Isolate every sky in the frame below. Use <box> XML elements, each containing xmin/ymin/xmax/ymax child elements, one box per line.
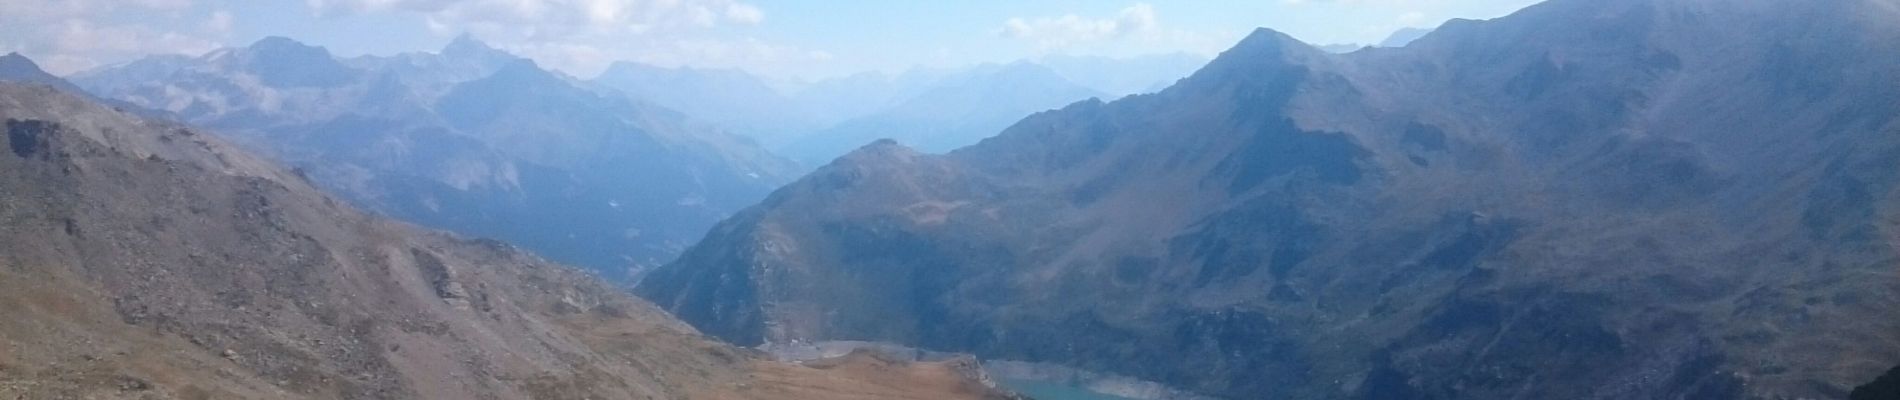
<box><xmin>0</xmin><ymin>0</ymin><xmax>1543</xmax><ymax>80</ymax></box>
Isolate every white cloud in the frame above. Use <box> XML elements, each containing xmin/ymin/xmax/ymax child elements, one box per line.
<box><xmin>131</xmin><ymin>0</ymin><xmax>195</xmax><ymax>10</ymax></box>
<box><xmin>1001</xmin><ymin>3</ymin><xmax>1160</xmax><ymax>50</ymax></box>
<box><xmin>307</xmin><ymin>0</ymin><xmax>764</xmax><ymax>35</ymax></box>
<box><xmin>0</xmin><ymin>0</ymin><xmax>99</xmax><ymax>19</ymax></box>
<box><xmin>207</xmin><ymin>10</ymin><xmax>235</xmax><ymax>34</ymax></box>
<box><xmin>0</xmin><ymin>0</ymin><xmax>226</xmax><ymax>74</ymax></box>
<box><xmin>1397</xmin><ymin>11</ymin><xmax>1427</xmax><ymax>25</ymax></box>
<box><xmin>725</xmin><ymin>3</ymin><xmax>763</xmax><ymax>25</ymax></box>
<box><xmin>302</xmin><ymin>0</ymin><xmax>785</xmax><ymax>76</ymax></box>
<box><xmin>1282</xmin><ymin>0</ymin><xmax>1436</xmax><ymax>5</ymax></box>
<box><xmin>39</xmin><ymin>19</ymin><xmax>220</xmax><ymax>73</ymax></box>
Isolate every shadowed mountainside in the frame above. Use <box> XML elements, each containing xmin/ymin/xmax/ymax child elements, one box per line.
<box><xmin>640</xmin><ymin>0</ymin><xmax>1900</xmax><ymax>398</ymax></box>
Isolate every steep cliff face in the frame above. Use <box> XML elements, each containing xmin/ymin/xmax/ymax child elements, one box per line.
<box><xmin>640</xmin><ymin>0</ymin><xmax>1900</xmax><ymax>398</ymax></box>
<box><xmin>0</xmin><ymin>81</ymin><xmax>1014</xmax><ymax>400</ymax></box>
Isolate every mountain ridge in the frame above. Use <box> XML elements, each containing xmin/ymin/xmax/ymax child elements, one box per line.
<box><xmin>73</xmin><ymin>36</ymin><xmax>799</xmax><ymax>283</ymax></box>
<box><xmin>641</xmin><ymin>0</ymin><xmax>1900</xmax><ymax>398</ymax></box>
<box><xmin>780</xmin><ymin>61</ymin><xmax>1108</xmax><ymax>165</ymax></box>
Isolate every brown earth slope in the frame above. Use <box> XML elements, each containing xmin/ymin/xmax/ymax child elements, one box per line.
<box><xmin>0</xmin><ymin>81</ymin><xmax>1013</xmax><ymax>400</ymax></box>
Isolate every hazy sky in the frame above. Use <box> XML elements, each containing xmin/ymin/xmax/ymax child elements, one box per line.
<box><xmin>0</xmin><ymin>0</ymin><xmax>1541</xmax><ymax>80</ymax></box>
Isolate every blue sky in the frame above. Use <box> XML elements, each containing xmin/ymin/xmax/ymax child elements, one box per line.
<box><xmin>0</xmin><ymin>0</ymin><xmax>1541</xmax><ymax>79</ymax></box>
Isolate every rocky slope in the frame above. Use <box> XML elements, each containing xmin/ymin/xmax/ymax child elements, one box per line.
<box><xmin>0</xmin><ymin>80</ymin><xmax>1014</xmax><ymax>400</ymax></box>
<box><xmin>639</xmin><ymin>0</ymin><xmax>1900</xmax><ymax>398</ymax></box>
<box><xmin>70</xmin><ymin>37</ymin><xmax>796</xmax><ymax>282</ymax></box>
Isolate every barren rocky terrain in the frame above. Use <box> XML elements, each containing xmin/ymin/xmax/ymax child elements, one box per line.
<box><xmin>0</xmin><ymin>80</ymin><xmax>1015</xmax><ymax>399</ymax></box>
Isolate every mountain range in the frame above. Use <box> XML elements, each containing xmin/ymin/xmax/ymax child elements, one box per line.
<box><xmin>1038</xmin><ymin>53</ymin><xmax>1210</xmax><ymax>98</ymax></box>
<box><xmin>1378</xmin><ymin>27</ymin><xmax>1434</xmax><ymax>48</ymax></box>
<box><xmin>71</xmin><ymin>36</ymin><xmax>798</xmax><ymax>283</ymax></box>
<box><xmin>778</xmin><ymin>62</ymin><xmax>1110</xmax><ymax>165</ymax></box>
<box><xmin>593</xmin><ymin>56</ymin><xmax>1206</xmax><ymax>165</ymax></box>
<box><xmin>0</xmin><ymin>72</ymin><xmax>1016</xmax><ymax>399</ymax></box>
<box><xmin>64</xmin><ymin>35</ymin><xmax>1211</xmax><ymax>283</ymax></box>
<box><xmin>638</xmin><ymin>0</ymin><xmax>1900</xmax><ymax>398</ymax></box>
<box><xmin>592</xmin><ymin>61</ymin><xmax>826</xmax><ymax>148</ymax></box>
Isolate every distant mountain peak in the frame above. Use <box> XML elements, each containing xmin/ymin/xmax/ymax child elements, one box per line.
<box><xmin>0</xmin><ymin>52</ymin><xmax>88</xmax><ymax>95</ymax></box>
<box><xmin>1232</xmin><ymin>28</ymin><xmax>1315</xmax><ymax>57</ymax></box>
<box><xmin>442</xmin><ymin>33</ymin><xmax>510</xmax><ymax>60</ymax></box>
<box><xmin>241</xmin><ymin>35</ymin><xmax>339</xmax><ymax>65</ymax></box>
<box><xmin>445</xmin><ymin>33</ymin><xmax>485</xmax><ymax>50</ymax></box>
<box><xmin>984</xmin><ymin>61</ymin><xmax>1072</xmax><ymax>85</ymax></box>
<box><xmin>1181</xmin><ymin>27</ymin><xmax>1324</xmax><ymax>90</ymax></box>
<box><xmin>247</xmin><ymin>36</ymin><xmax>326</xmax><ymax>55</ymax></box>
<box><xmin>1378</xmin><ymin>27</ymin><xmax>1434</xmax><ymax>48</ymax></box>
<box><xmin>238</xmin><ymin>36</ymin><xmax>358</xmax><ymax>88</ymax></box>
<box><xmin>0</xmin><ymin>52</ymin><xmax>44</xmax><ymax>73</ymax></box>
<box><xmin>1195</xmin><ymin>27</ymin><xmax>1322</xmax><ymax>73</ymax></box>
